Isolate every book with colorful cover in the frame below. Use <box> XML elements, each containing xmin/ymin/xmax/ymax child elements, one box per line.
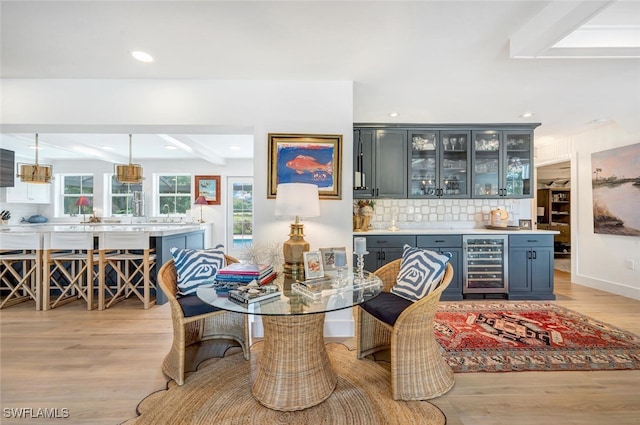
<box><xmin>217</xmin><ymin>263</ymin><xmax>273</xmax><ymax>276</ymax></box>
<box><xmin>217</xmin><ymin>264</ymin><xmax>274</xmax><ymax>282</ymax></box>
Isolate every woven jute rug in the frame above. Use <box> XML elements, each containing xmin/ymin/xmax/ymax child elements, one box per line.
<box><xmin>123</xmin><ymin>343</ymin><xmax>445</xmax><ymax>425</ymax></box>
<box><xmin>435</xmin><ymin>302</ymin><xmax>640</xmax><ymax>373</ymax></box>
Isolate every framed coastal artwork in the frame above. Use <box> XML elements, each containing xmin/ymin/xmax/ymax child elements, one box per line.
<box><xmin>194</xmin><ymin>175</ymin><xmax>221</xmax><ymax>205</ymax></box>
<box><xmin>591</xmin><ymin>143</ymin><xmax>640</xmax><ymax>237</ymax></box>
<box><xmin>267</xmin><ymin>133</ymin><xmax>342</xmax><ymax>199</ymax></box>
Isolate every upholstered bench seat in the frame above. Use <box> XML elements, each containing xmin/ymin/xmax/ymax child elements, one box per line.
<box><xmin>360</xmin><ymin>292</ymin><xmax>413</xmax><ymax>326</ymax></box>
<box><xmin>177</xmin><ymin>294</ymin><xmax>223</xmax><ymax>317</ymax></box>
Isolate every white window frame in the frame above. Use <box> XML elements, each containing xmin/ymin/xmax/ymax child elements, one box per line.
<box><xmin>105</xmin><ymin>173</ymin><xmax>144</xmax><ymax>217</ymax></box>
<box><xmin>55</xmin><ymin>173</ymin><xmax>95</xmax><ymax>218</ymax></box>
<box><xmin>154</xmin><ymin>173</ymin><xmax>192</xmax><ymax>217</ymax></box>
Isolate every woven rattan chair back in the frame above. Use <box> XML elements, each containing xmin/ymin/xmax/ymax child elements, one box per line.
<box><xmin>158</xmin><ymin>255</ymin><xmax>250</xmax><ymax>386</ymax></box>
<box><xmin>357</xmin><ymin>258</ymin><xmax>454</xmax><ymax>400</ymax></box>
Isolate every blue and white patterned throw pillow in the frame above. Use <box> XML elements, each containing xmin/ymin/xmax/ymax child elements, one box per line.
<box><xmin>390</xmin><ymin>244</ymin><xmax>451</xmax><ymax>302</ymax></box>
<box><xmin>170</xmin><ymin>245</ymin><xmax>227</xmax><ymax>296</ymax></box>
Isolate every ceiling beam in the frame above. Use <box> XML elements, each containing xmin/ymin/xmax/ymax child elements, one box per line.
<box><xmin>510</xmin><ymin>0</ymin><xmax>615</xmax><ymax>59</ymax></box>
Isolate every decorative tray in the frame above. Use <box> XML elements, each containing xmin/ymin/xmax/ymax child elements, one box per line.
<box><xmin>292</xmin><ymin>275</ymin><xmax>381</xmax><ymax>300</ymax></box>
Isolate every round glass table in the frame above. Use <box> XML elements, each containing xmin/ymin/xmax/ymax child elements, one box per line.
<box><xmin>197</xmin><ymin>270</ymin><xmax>382</xmax><ymax>411</ymax></box>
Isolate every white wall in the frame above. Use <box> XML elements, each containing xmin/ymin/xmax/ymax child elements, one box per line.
<box><xmin>2</xmin><ymin>78</ymin><xmax>356</xmax><ymax>335</ymax></box>
<box><xmin>536</xmin><ymin>122</ymin><xmax>640</xmax><ymax>300</ymax></box>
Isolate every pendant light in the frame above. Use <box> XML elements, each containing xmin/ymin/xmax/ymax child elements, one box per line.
<box><xmin>115</xmin><ymin>134</ymin><xmax>143</xmax><ymax>184</ymax></box>
<box><xmin>17</xmin><ymin>133</ymin><xmax>53</xmax><ymax>184</ymax></box>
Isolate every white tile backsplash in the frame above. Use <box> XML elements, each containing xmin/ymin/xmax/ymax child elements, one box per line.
<box><xmin>363</xmin><ymin>198</ymin><xmax>532</xmax><ymax>229</ymax></box>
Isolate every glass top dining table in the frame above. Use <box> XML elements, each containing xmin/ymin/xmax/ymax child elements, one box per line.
<box><xmin>196</xmin><ymin>269</ymin><xmax>383</xmax><ymax>316</ymax></box>
<box><xmin>196</xmin><ymin>268</ymin><xmax>382</xmax><ymax>411</ymax></box>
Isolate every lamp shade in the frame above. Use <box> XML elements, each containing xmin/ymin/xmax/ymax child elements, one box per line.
<box><xmin>75</xmin><ymin>196</ymin><xmax>91</xmax><ymax>207</ymax></box>
<box><xmin>274</xmin><ymin>183</ymin><xmax>320</xmax><ymax>218</ymax></box>
<box><xmin>194</xmin><ymin>195</ymin><xmax>208</xmax><ymax>205</ymax></box>
<box><xmin>17</xmin><ymin>134</ymin><xmax>53</xmax><ymax>184</ymax></box>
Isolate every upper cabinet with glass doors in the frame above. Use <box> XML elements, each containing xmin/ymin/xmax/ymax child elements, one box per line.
<box><xmin>409</xmin><ymin>129</ymin><xmax>470</xmax><ymax>198</ymax></box>
<box><xmin>471</xmin><ymin>129</ymin><xmax>534</xmax><ymax>198</ymax></box>
<box><xmin>354</xmin><ymin>124</ymin><xmax>538</xmax><ymax>200</ymax></box>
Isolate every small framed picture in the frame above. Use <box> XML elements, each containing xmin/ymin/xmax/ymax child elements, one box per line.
<box><xmin>519</xmin><ymin>219</ymin><xmax>532</xmax><ymax>230</ymax></box>
<box><xmin>319</xmin><ymin>247</ymin><xmax>347</xmax><ymax>271</ymax></box>
<box><xmin>303</xmin><ymin>251</ymin><xmax>324</xmax><ymax>280</ymax></box>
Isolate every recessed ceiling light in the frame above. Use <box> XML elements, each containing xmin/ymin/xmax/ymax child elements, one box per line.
<box><xmin>389</xmin><ymin>112</ymin><xmax>399</xmax><ymax>117</ymax></box>
<box><xmin>131</xmin><ymin>51</ymin><xmax>154</xmax><ymax>63</ymax></box>
<box><xmin>520</xmin><ymin>112</ymin><xmax>534</xmax><ymax>118</ymax></box>
<box><xmin>229</xmin><ymin>146</ymin><xmax>241</xmax><ymax>150</ymax></box>
<box><xmin>164</xmin><ymin>145</ymin><xmax>177</xmax><ymax>150</ymax></box>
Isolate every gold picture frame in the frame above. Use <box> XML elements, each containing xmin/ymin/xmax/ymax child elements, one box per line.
<box><xmin>267</xmin><ymin>133</ymin><xmax>342</xmax><ymax>200</ymax></box>
<box><xmin>194</xmin><ymin>175</ymin><xmax>221</xmax><ymax>205</ymax></box>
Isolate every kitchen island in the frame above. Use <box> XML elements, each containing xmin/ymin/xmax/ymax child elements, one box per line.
<box><xmin>1</xmin><ymin>223</ymin><xmax>210</xmax><ymax>305</ymax></box>
<box><xmin>354</xmin><ymin>227</ymin><xmax>558</xmax><ymax>300</ymax></box>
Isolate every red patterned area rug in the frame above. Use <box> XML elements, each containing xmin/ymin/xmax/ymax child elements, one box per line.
<box><xmin>434</xmin><ymin>302</ymin><xmax>640</xmax><ymax>373</ymax></box>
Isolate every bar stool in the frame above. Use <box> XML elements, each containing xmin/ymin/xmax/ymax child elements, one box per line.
<box><xmin>0</xmin><ymin>232</ymin><xmax>42</xmax><ymax>310</ymax></box>
<box><xmin>98</xmin><ymin>231</ymin><xmax>156</xmax><ymax>310</ymax></box>
<box><xmin>42</xmin><ymin>232</ymin><xmax>98</xmax><ymax>310</ymax></box>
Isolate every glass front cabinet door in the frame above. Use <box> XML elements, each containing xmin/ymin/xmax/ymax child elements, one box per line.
<box><xmin>471</xmin><ymin>129</ymin><xmax>533</xmax><ymax>198</ymax></box>
<box><xmin>409</xmin><ymin>130</ymin><xmax>470</xmax><ymax>198</ymax></box>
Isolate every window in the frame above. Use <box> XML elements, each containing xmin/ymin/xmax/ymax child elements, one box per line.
<box><xmin>60</xmin><ymin>174</ymin><xmax>94</xmax><ymax>216</ymax></box>
<box><xmin>157</xmin><ymin>174</ymin><xmax>191</xmax><ymax>215</ymax></box>
<box><xmin>109</xmin><ymin>175</ymin><xmax>143</xmax><ymax>216</ymax></box>
<box><xmin>226</xmin><ymin>177</ymin><xmax>253</xmax><ymax>256</ymax></box>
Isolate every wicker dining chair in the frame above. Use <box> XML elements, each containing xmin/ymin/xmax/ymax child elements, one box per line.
<box><xmin>158</xmin><ymin>255</ymin><xmax>250</xmax><ymax>386</ymax></box>
<box><xmin>356</xmin><ymin>259</ymin><xmax>454</xmax><ymax>400</ymax></box>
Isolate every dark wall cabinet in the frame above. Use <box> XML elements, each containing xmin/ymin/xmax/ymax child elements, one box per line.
<box><xmin>508</xmin><ymin>234</ymin><xmax>555</xmax><ymax>300</ymax></box>
<box><xmin>354</xmin><ymin>124</ymin><xmax>538</xmax><ymax>200</ymax></box>
<box><xmin>353</xmin><ymin>129</ymin><xmax>407</xmax><ymax>199</ymax></box>
<box><xmin>416</xmin><ymin>235</ymin><xmax>463</xmax><ymax>300</ymax></box>
<box><xmin>471</xmin><ymin>129</ymin><xmax>534</xmax><ymax>198</ymax></box>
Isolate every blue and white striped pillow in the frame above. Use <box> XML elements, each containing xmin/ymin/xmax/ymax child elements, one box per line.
<box><xmin>170</xmin><ymin>245</ymin><xmax>227</xmax><ymax>296</ymax></box>
<box><xmin>390</xmin><ymin>244</ymin><xmax>451</xmax><ymax>302</ymax></box>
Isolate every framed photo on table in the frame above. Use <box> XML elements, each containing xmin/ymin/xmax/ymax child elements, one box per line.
<box><xmin>195</xmin><ymin>175</ymin><xmax>221</xmax><ymax>205</ymax></box>
<box><xmin>267</xmin><ymin>133</ymin><xmax>342</xmax><ymax>200</ymax></box>
<box><xmin>319</xmin><ymin>247</ymin><xmax>347</xmax><ymax>271</ymax></box>
<box><xmin>303</xmin><ymin>251</ymin><xmax>324</xmax><ymax>280</ymax></box>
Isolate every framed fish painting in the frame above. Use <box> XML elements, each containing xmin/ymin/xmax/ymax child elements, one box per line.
<box><xmin>267</xmin><ymin>133</ymin><xmax>342</xmax><ymax>199</ymax></box>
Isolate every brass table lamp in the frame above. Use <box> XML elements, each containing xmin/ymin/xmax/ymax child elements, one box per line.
<box><xmin>274</xmin><ymin>183</ymin><xmax>320</xmax><ymax>280</ymax></box>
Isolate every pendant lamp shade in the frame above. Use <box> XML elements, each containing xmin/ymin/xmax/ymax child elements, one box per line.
<box><xmin>115</xmin><ymin>134</ymin><xmax>143</xmax><ymax>184</ymax></box>
<box><xmin>17</xmin><ymin>133</ymin><xmax>53</xmax><ymax>184</ymax></box>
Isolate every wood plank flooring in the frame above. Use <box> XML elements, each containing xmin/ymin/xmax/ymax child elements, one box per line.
<box><xmin>1</xmin><ymin>270</ymin><xmax>639</xmax><ymax>425</ymax></box>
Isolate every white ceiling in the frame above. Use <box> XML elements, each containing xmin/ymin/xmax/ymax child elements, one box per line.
<box><xmin>1</xmin><ymin>0</ymin><xmax>639</xmax><ymax>163</ymax></box>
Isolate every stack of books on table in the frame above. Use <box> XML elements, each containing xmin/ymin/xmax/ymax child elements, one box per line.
<box><xmin>215</xmin><ymin>263</ymin><xmax>277</xmax><ymax>286</ymax></box>
<box><xmin>228</xmin><ymin>284</ymin><xmax>281</xmax><ymax>306</ymax></box>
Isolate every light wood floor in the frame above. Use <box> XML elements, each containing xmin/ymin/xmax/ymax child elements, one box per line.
<box><xmin>1</xmin><ymin>270</ymin><xmax>639</xmax><ymax>425</ymax></box>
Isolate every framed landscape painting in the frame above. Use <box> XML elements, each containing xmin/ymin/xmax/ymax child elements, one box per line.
<box><xmin>195</xmin><ymin>175</ymin><xmax>221</xmax><ymax>205</ymax></box>
<box><xmin>591</xmin><ymin>143</ymin><xmax>640</xmax><ymax>237</ymax></box>
<box><xmin>267</xmin><ymin>133</ymin><xmax>342</xmax><ymax>199</ymax></box>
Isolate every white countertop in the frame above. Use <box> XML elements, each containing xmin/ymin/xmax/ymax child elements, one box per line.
<box><xmin>0</xmin><ymin>223</ymin><xmax>207</xmax><ymax>237</ymax></box>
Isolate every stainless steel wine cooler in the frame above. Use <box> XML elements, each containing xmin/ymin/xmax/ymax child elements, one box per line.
<box><xmin>463</xmin><ymin>235</ymin><xmax>508</xmax><ymax>294</ymax></box>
